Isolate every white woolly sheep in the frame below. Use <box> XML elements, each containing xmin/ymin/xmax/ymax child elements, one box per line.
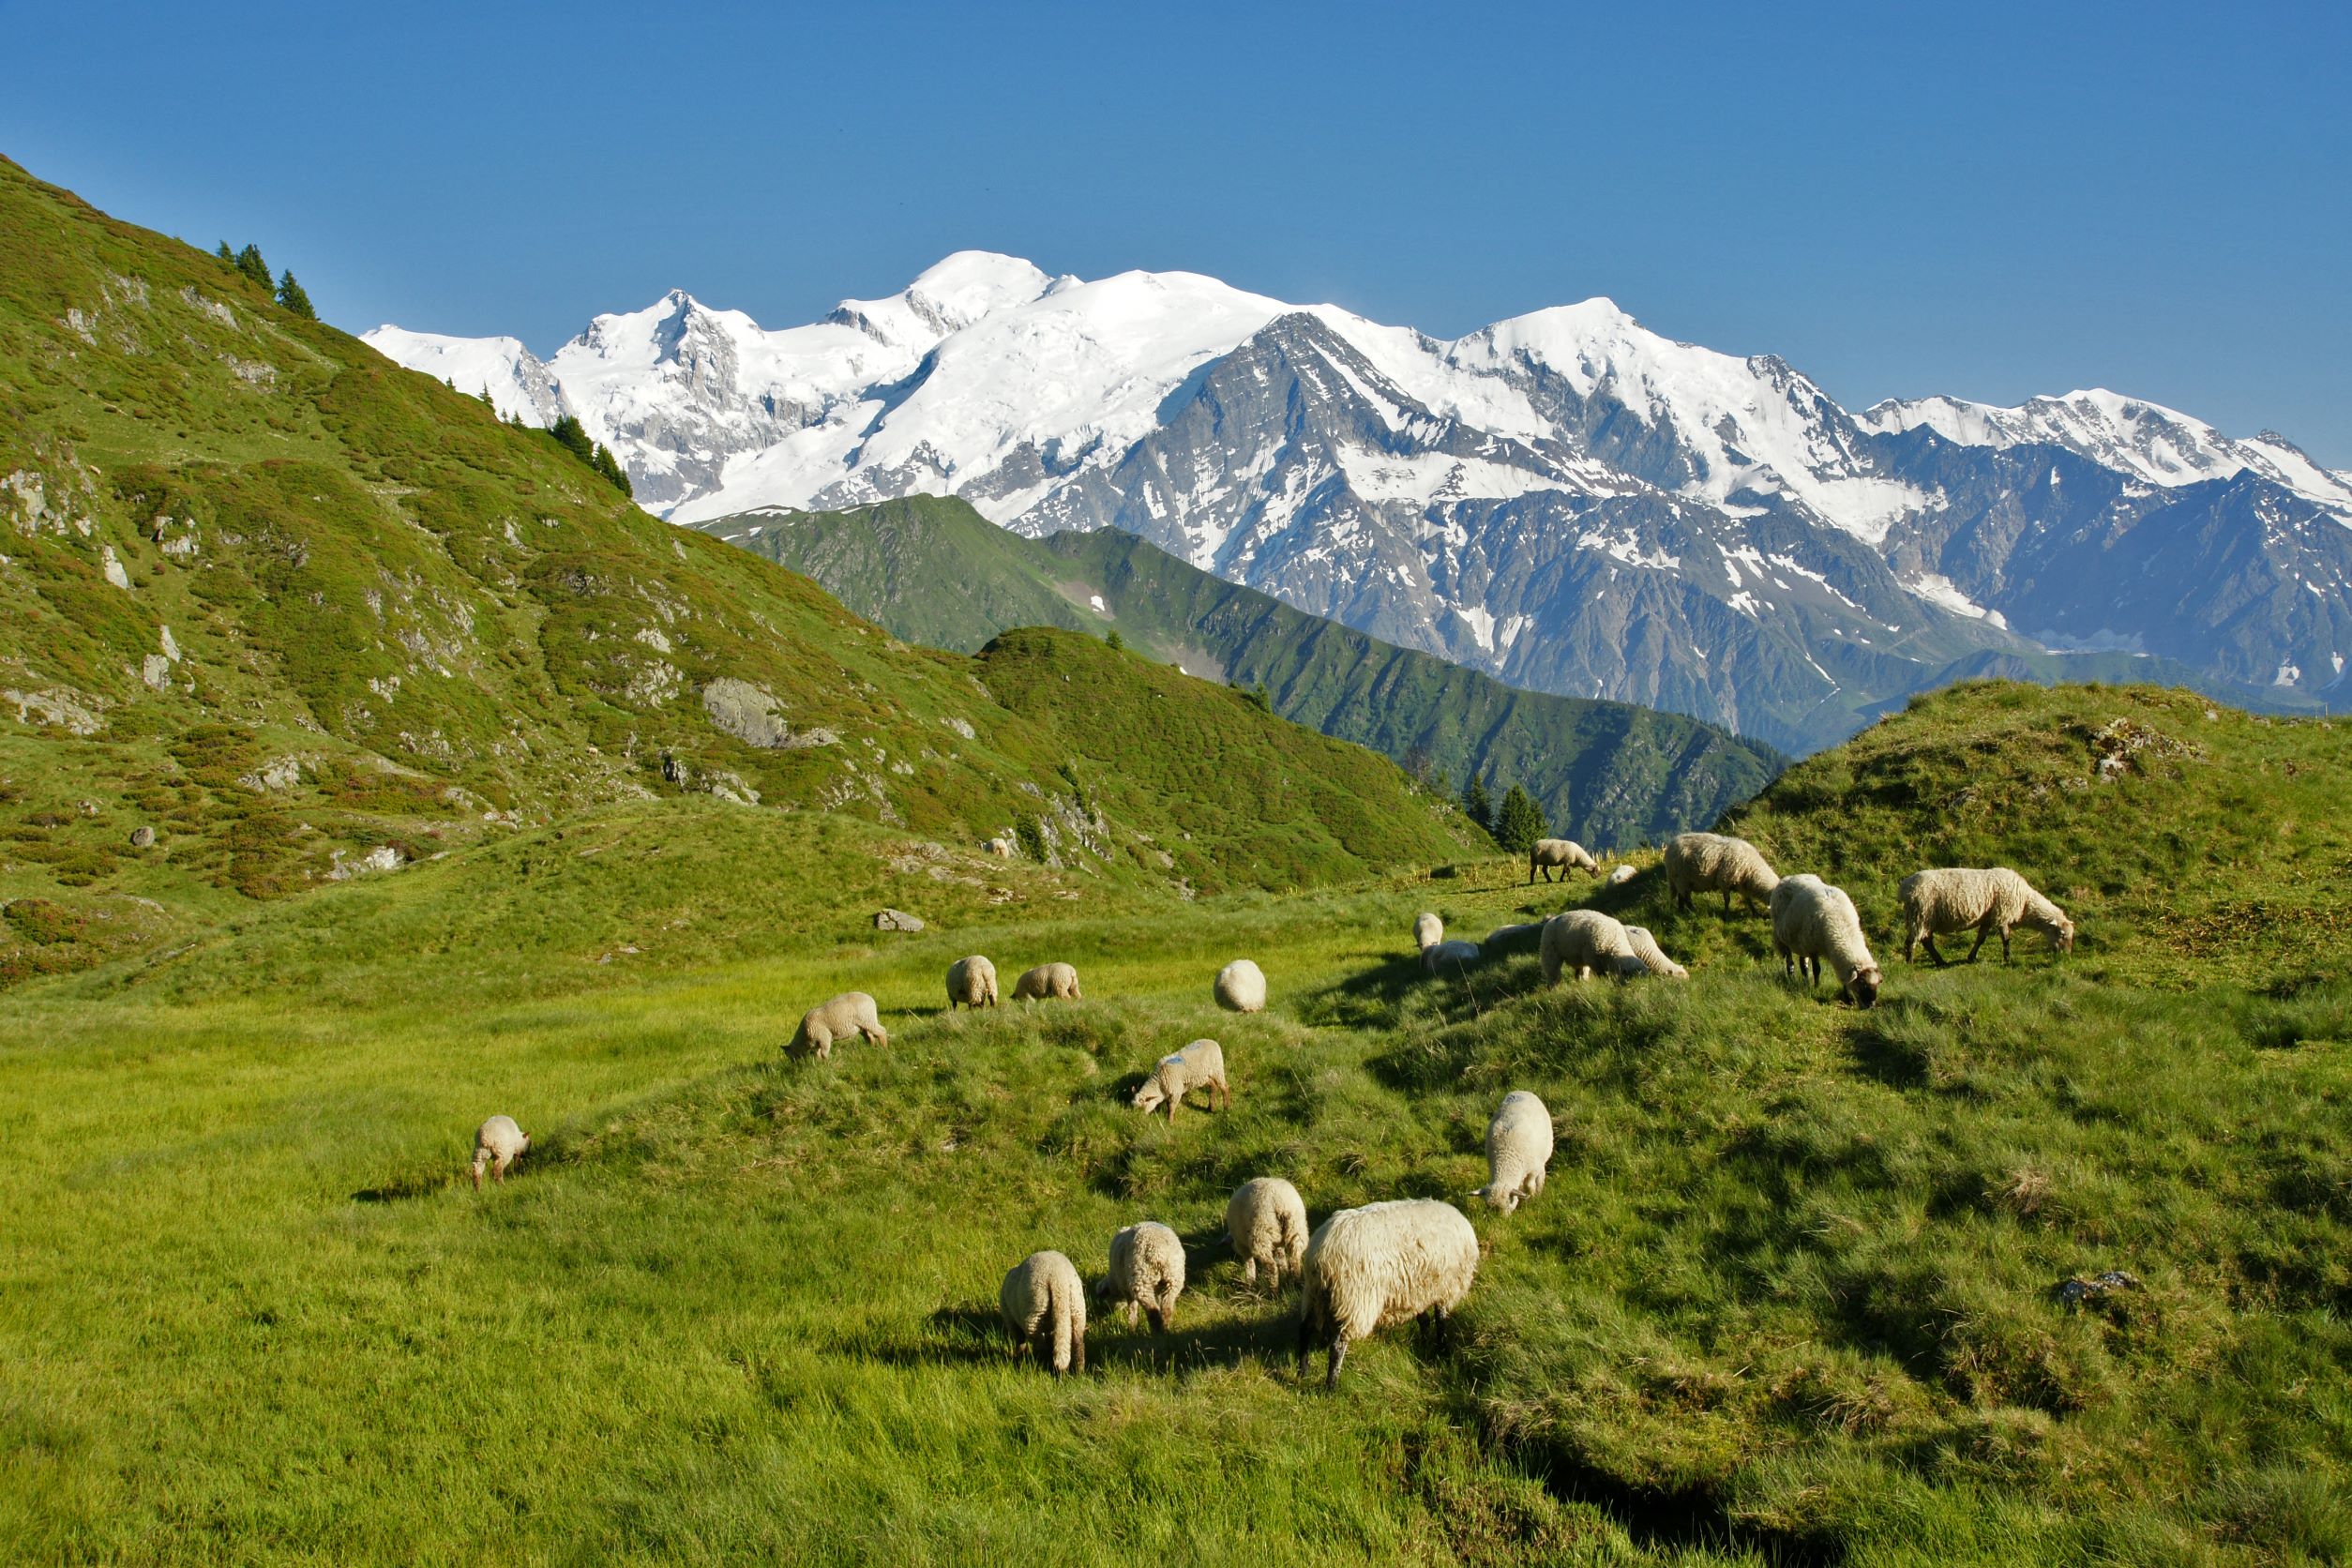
<box><xmin>1296</xmin><ymin>1199</ymin><xmax>1479</xmax><ymax>1389</ymax></box>
<box><xmin>1000</xmin><ymin>1250</ymin><xmax>1087</xmax><ymax>1376</ymax></box>
<box><xmin>471</xmin><ymin>1114</ymin><xmax>529</xmax><ymax>1191</ymax></box>
<box><xmin>1013</xmin><ymin>961</ymin><xmax>1082</xmax><ymax>1002</ymax></box>
<box><xmin>1412</xmin><ymin>912</ymin><xmax>1443</xmax><ymax>951</ymax></box>
<box><xmin>1478</xmin><ymin>1092</ymin><xmax>1554</xmax><ymax>1214</ymax></box>
<box><xmin>1664</xmin><ymin>832</ymin><xmax>1781</xmax><ymax>914</ymax></box>
<box><xmin>1420</xmin><ymin>939</ymin><xmax>1482</xmax><ymax>976</ymax></box>
<box><xmin>1771</xmin><ymin>873</ymin><xmax>1882</xmax><ymax>1008</ymax></box>
<box><xmin>1227</xmin><ymin>1176</ymin><xmax>1309</xmax><ymax>1290</ymax></box>
<box><xmin>1529</xmin><ymin>837</ymin><xmax>1600</xmax><ymax>884</ymax></box>
<box><xmin>1540</xmin><ymin>910</ymin><xmax>1651</xmax><ymax>984</ymax></box>
<box><xmin>1131</xmin><ymin>1038</ymin><xmax>1229</xmax><ymax>1121</ymax></box>
<box><xmin>945</xmin><ymin>955</ymin><xmax>999</xmax><ymax>1009</ymax></box>
<box><xmin>1899</xmin><ymin>867</ymin><xmax>2075</xmax><ymax>966</ymax></box>
<box><xmin>791</xmin><ymin>991</ymin><xmax>888</xmax><ymax>1059</ymax></box>
<box><xmin>1621</xmin><ymin>924</ymin><xmax>1689</xmax><ymax>979</ymax></box>
<box><xmin>1607</xmin><ymin>864</ymin><xmax>1638</xmax><ymax>886</ymax></box>
<box><xmin>1214</xmin><ymin>958</ymin><xmax>1266</xmax><ymax>1013</ymax></box>
<box><xmin>1099</xmin><ymin>1221</ymin><xmax>1186</xmax><ymax>1334</ymax></box>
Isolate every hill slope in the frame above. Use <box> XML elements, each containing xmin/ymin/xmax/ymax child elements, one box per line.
<box><xmin>0</xmin><ymin>155</ymin><xmax>1479</xmax><ymax>986</ymax></box>
<box><xmin>704</xmin><ymin>495</ymin><xmax>1782</xmax><ymax>849</ymax></box>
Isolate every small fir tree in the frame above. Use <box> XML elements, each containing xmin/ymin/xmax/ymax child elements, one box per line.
<box><xmin>1104</xmin><ymin>628</ymin><xmax>1125</xmax><ymax>652</ymax></box>
<box><xmin>275</xmin><ymin>270</ymin><xmax>316</xmax><ymax>319</ymax></box>
<box><xmin>1462</xmin><ymin>774</ymin><xmax>1494</xmax><ymax>836</ymax></box>
<box><xmin>1494</xmin><ymin>784</ymin><xmax>1547</xmax><ymax>854</ymax></box>
<box><xmin>590</xmin><ymin>443</ymin><xmax>633</xmax><ymax>497</ymax></box>
<box><xmin>234</xmin><ymin>244</ymin><xmax>272</xmax><ymax>292</ymax></box>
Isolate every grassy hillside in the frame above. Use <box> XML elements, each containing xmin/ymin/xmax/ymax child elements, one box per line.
<box><xmin>0</xmin><ymin>154</ymin><xmax>1479</xmax><ymax>991</ymax></box>
<box><xmin>705</xmin><ymin>496</ymin><xmax>1783</xmax><ymax>849</ymax></box>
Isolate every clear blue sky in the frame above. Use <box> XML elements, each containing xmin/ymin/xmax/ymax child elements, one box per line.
<box><xmin>8</xmin><ymin>0</ymin><xmax>2348</xmax><ymax>462</ymax></box>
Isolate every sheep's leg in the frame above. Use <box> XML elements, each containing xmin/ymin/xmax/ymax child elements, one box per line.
<box><xmin>1072</xmin><ymin>1330</ymin><xmax>1085</xmax><ymax>1374</ymax></box>
<box><xmin>471</xmin><ymin>1166</ymin><xmax>483</xmax><ymax>1192</ymax></box>
<box><xmin>1433</xmin><ymin>1305</ymin><xmax>1452</xmax><ymax>1356</ymax></box>
<box><xmin>1722</xmin><ymin>889</ymin><xmax>1733</xmax><ymax>913</ymax></box>
<box><xmin>1147</xmin><ymin>1304</ymin><xmax>1168</xmax><ymax>1335</ymax></box>
<box><xmin>1325</xmin><ymin>1334</ymin><xmax>1349</xmax><ymax>1391</ymax></box>
<box><xmin>1922</xmin><ymin>934</ymin><xmax>1949</xmax><ymax>967</ymax></box>
<box><xmin>1295</xmin><ymin>1311</ymin><xmax>1315</xmax><ymax>1377</ymax></box>
<box><xmin>1243</xmin><ymin>1256</ymin><xmax>1258</xmax><ymax>1284</ymax></box>
<box><xmin>1999</xmin><ymin>926</ymin><xmax>2013</xmax><ymax>965</ymax></box>
<box><xmin>1964</xmin><ymin>925</ymin><xmax>1990</xmax><ymax>963</ymax></box>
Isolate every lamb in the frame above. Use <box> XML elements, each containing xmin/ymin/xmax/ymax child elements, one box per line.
<box><xmin>1539</xmin><ymin>910</ymin><xmax>1651</xmax><ymax>984</ymax></box>
<box><xmin>1226</xmin><ymin>1177</ymin><xmax>1310</xmax><ymax>1290</ymax></box>
<box><xmin>1000</xmin><ymin>1250</ymin><xmax>1087</xmax><ymax>1376</ymax></box>
<box><xmin>791</xmin><ymin>991</ymin><xmax>888</xmax><ymax>1058</ymax></box>
<box><xmin>1099</xmin><ymin>1221</ymin><xmax>1186</xmax><ymax>1333</ymax></box>
<box><xmin>1130</xmin><ymin>1038</ymin><xmax>1229</xmax><ymax>1121</ymax></box>
<box><xmin>1214</xmin><ymin>958</ymin><xmax>1266</xmax><ymax>1014</ymax></box>
<box><xmin>1899</xmin><ymin>867</ymin><xmax>2076</xmax><ymax>966</ymax></box>
<box><xmin>1013</xmin><ymin>961</ymin><xmax>1083</xmax><ymax>1002</ymax></box>
<box><xmin>1420</xmin><ymin>939</ymin><xmax>1482</xmax><ymax>975</ymax></box>
<box><xmin>945</xmin><ymin>955</ymin><xmax>999</xmax><ymax>1009</ymax></box>
<box><xmin>470</xmin><ymin>1114</ymin><xmax>529</xmax><ymax>1190</ymax></box>
<box><xmin>1771</xmin><ymin>873</ymin><xmax>1883</xmax><ymax>1007</ymax></box>
<box><xmin>1664</xmin><ymin>832</ymin><xmax>1782</xmax><ymax>914</ymax></box>
<box><xmin>1621</xmin><ymin>924</ymin><xmax>1689</xmax><ymax>979</ymax></box>
<box><xmin>1477</xmin><ymin>1092</ymin><xmax>1554</xmax><ymax>1214</ymax></box>
<box><xmin>1296</xmin><ymin>1199</ymin><xmax>1479</xmax><ymax>1389</ymax></box>
<box><xmin>1412</xmin><ymin>912</ymin><xmax>1443</xmax><ymax>950</ymax></box>
<box><xmin>1529</xmin><ymin>837</ymin><xmax>1600</xmax><ymax>884</ymax></box>
<box><xmin>1607</xmin><ymin>864</ymin><xmax>1638</xmax><ymax>886</ymax></box>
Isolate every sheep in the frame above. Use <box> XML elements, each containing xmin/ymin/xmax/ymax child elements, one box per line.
<box><xmin>1214</xmin><ymin>958</ymin><xmax>1266</xmax><ymax>1014</ymax></box>
<box><xmin>1227</xmin><ymin>1177</ymin><xmax>1310</xmax><ymax>1291</ymax></box>
<box><xmin>1296</xmin><ymin>1199</ymin><xmax>1479</xmax><ymax>1389</ymax></box>
<box><xmin>1771</xmin><ymin>873</ymin><xmax>1882</xmax><ymax>1008</ymax></box>
<box><xmin>945</xmin><ymin>955</ymin><xmax>999</xmax><ymax>1010</ymax></box>
<box><xmin>1412</xmin><ymin>912</ymin><xmax>1443</xmax><ymax>950</ymax></box>
<box><xmin>1098</xmin><ymin>1222</ymin><xmax>1186</xmax><ymax>1333</ymax></box>
<box><xmin>1481</xmin><ymin>922</ymin><xmax>1543</xmax><ymax>953</ymax></box>
<box><xmin>1000</xmin><ymin>1250</ymin><xmax>1087</xmax><ymax>1376</ymax></box>
<box><xmin>1529</xmin><ymin>837</ymin><xmax>1600</xmax><ymax>884</ymax></box>
<box><xmin>1607</xmin><ymin>864</ymin><xmax>1638</xmax><ymax>886</ymax></box>
<box><xmin>470</xmin><ymin>1114</ymin><xmax>529</xmax><ymax>1191</ymax></box>
<box><xmin>1477</xmin><ymin>1092</ymin><xmax>1554</xmax><ymax>1214</ymax></box>
<box><xmin>1664</xmin><ymin>832</ymin><xmax>1782</xmax><ymax>914</ymax></box>
<box><xmin>1621</xmin><ymin>924</ymin><xmax>1689</xmax><ymax>979</ymax></box>
<box><xmin>791</xmin><ymin>991</ymin><xmax>888</xmax><ymax>1059</ymax></box>
<box><xmin>1540</xmin><ymin>910</ymin><xmax>1651</xmax><ymax>984</ymax></box>
<box><xmin>1131</xmin><ymin>1038</ymin><xmax>1229</xmax><ymax>1121</ymax></box>
<box><xmin>1899</xmin><ymin>867</ymin><xmax>2076</xmax><ymax>966</ymax></box>
<box><xmin>1013</xmin><ymin>961</ymin><xmax>1082</xmax><ymax>1002</ymax></box>
<box><xmin>1420</xmin><ymin>938</ymin><xmax>1482</xmax><ymax>975</ymax></box>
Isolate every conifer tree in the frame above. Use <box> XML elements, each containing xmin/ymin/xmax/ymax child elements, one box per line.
<box><xmin>215</xmin><ymin>241</ymin><xmax>236</xmax><ymax>266</ymax></box>
<box><xmin>590</xmin><ymin>443</ymin><xmax>634</xmax><ymax>498</ymax></box>
<box><xmin>275</xmin><ymin>270</ymin><xmax>316</xmax><ymax>319</ymax></box>
<box><xmin>234</xmin><ymin>244</ymin><xmax>272</xmax><ymax>292</ymax></box>
<box><xmin>1494</xmin><ymin>784</ymin><xmax>1547</xmax><ymax>854</ymax></box>
<box><xmin>1462</xmin><ymin>774</ymin><xmax>1494</xmax><ymax>836</ymax></box>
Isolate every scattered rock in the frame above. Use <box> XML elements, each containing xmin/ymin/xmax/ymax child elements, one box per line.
<box><xmin>701</xmin><ymin>677</ymin><xmax>837</xmax><ymax>748</ymax></box>
<box><xmin>238</xmin><ymin>755</ymin><xmax>303</xmax><ymax>792</ymax></box>
<box><xmin>2054</xmin><ymin>1270</ymin><xmax>2140</xmax><ymax>1309</ymax></box>
<box><xmin>159</xmin><ymin>626</ymin><xmax>180</xmax><ymax>663</ymax></box>
<box><xmin>874</xmin><ymin>909</ymin><xmax>926</xmax><ymax>933</ymax></box>
<box><xmin>327</xmin><ymin>845</ymin><xmax>406</xmax><ymax>881</ymax></box>
<box><xmin>942</xmin><ymin>716</ymin><xmax>976</xmax><ymax>740</ymax></box>
<box><xmin>100</xmin><ymin>544</ymin><xmax>131</xmax><ymax>590</ymax></box>
<box><xmin>3</xmin><ymin>686</ymin><xmax>105</xmax><ymax>737</ymax></box>
<box><xmin>142</xmin><ymin>654</ymin><xmax>173</xmax><ymax>690</ymax></box>
<box><xmin>129</xmin><ymin>826</ymin><xmax>155</xmax><ymax>848</ymax></box>
<box><xmin>984</xmin><ymin>837</ymin><xmax>1016</xmax><ymax>858</ymax></box>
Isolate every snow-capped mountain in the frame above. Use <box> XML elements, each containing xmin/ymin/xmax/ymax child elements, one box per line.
<box><xmin>364</xmin><ymin>257</ymin><xmax>2352</xmax><ymax>752</ymax></box>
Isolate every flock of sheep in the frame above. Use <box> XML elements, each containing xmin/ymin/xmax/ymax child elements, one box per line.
<box><xmin>463</xmin><ymin>830</ymin><xmax>2076</xmax><ymax>1389</ymax></box>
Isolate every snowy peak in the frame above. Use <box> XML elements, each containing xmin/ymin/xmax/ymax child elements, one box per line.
<box><xmin>357</xmin><ymin>324</ymin><xmax>565</xmax><ymax>427</ymax></box>
<box><xmin>824</xmin><ymin>249</ymin><xmax>1055</xmax><ymax>351</ymax></box>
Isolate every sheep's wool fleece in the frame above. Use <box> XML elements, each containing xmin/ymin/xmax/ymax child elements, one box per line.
<box><xmin>1304</xmin><ymin>1199</ymin><xmax>1479</xmax><ymax>1337</ymax></box>
<box><xmin>1214</xmin><ymin>959</ymin><xmax>1266</xmax><ymax>1013</ymax></box>
<box><xmin>1227</xmin><ymin>1177</ymin><xmax>1309</xmax><ymax>1280</ymax></box>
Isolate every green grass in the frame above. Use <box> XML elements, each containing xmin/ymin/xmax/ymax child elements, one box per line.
<box><xmin>705</xmin><ymin>495</ymin><xmax>1784</xmax><ymax>850</ymax></box>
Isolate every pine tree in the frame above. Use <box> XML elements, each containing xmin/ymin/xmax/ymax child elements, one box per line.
<box><xmin>590</xmin><ymin>443</ymin><xmax>634</xmax><ymax>498</ymax></box>
<box><xmin>1494</xmin><ymin>784</ymin><xmax>1547</xmax><ymax>854</ymax></box>
<box><xmin>1462</xmin><ymin>774</ymin><xmax>1494</xmax><ymax>836</ymax></box>
<box><xmin>275</xmin><ymin>270</ymin><xmax>316</xmax><ymax>320</ymax></box>
<box><xmin>1104</xmin><ymin>628</ymin><xmax>1125</xmax><ymax>652</ymax></box>
<box><xmin>234</xmin><ymin>244</ymin><xmax>272</xmax><ymax>292</ymax></box>
<box><xmin>215</xmin><ymin>241</ymin><xmax>236</xmax><ymax>266</ymax></box>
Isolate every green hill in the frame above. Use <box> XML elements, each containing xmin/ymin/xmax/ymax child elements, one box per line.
<box><xmin>0</xmin><ymin>154</ymin><xmax>1481</xmax><ymax>988</ymax></box>
<box><xmin>703</xmin><ymin>495</ymin><xmax>1783</xmax><ymax>850</ymax></box>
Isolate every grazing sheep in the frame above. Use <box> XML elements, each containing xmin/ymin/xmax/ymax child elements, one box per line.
<box><xmin>470</xmin><ymin>1114</ymin><xmax>529</xmax><ymax>1191</ymax></box>
<box><xmin>1014</xmin><ymin>961</ymin><xmax>1083</xmax><ymax>1002</ymax></box>
<box><xmin>1899</xmin><ymin>867</ymin><xmax>2076</xmax><ymax>965</ymax></box>
<box><xmin>1000</xmin><ymin>1250</ymin><xmax>1087</xmax><ymax>1376</ymax></box>
<box><xmin>1478</xmin><ymin>1092</ymin><xmax>1554</xmax><ymax>1214</ymax></box>
<box><xmin>1296</xmin><ymin>1199</ymin><xmax>1479</xmax><ymax>1390</ymax></box>
<box><xmin>1481</xmin><ymin>922</ymin><xmax>1543</xmax><ymax>953</ymax></box>
<box><xmin>1771</xmin><ymin>874</ymin><xmax>1883</xmax><ymax>1007</ymax></box>
<box><xmin>1420</xmin><ymin>938</ymin><xmax>1482</xmax><ymax>976</ymax></box>
<box><xmin>1100</xmin><ymin>1222</ymin><xmax>1186</xmax><ymax>1333</ymax></box>
<box><xmin>1540</xmin><ymin>910</ymin><xmax>1651</xmax><ymax>984</ymax></box>
<box><xmin>1664</xmin><ymin>832</ymin><xmax>1782</xmax><ymax>914</ymax></box>
<box><xmin>1621</xmin><ymin>925</ymin><xmax>1689</xmax><ymax>979</ymax></box>
<box><xmin>1227</xmin><ymin>1177</ymin><xmax>1310</xmax><ymax>1290</ymax></box>
<box><xmin>1607</xmin><ymin>864</ymin><xmax>1638</xmax><ymax>887</ymax></box>
<box><xmin>1214</xmin><ymin>958</ymin><xmax>1267</xmax><ymax>1014</ymax></box>
<box><xmin>945</xmin><ymin>955</ymin><xmax>999</xmax><ymax>1010</ymax></box>
<box><xmin>1412</xmin><ymin>912</ymin><xmax>1443</xmax><ymax>951</ymax></box>
<box><xmin>791</xmin><ymin>991</ymin><xmax>888</xmax><ymax>1059</ymax></box>
<box><xmin>1131</xmin><ymin>1038</ymin><xmax>1229</xmax><ymax>1121</ymax></box>
<box><xmin>1529</xmin><ymin>837</ymin><xmax>1600</xmax><ymax>884</ymax></box>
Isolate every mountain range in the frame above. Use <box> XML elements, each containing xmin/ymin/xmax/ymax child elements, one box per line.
<box><xmin>367</xmin><ymin>254</ymin><xmax>2352</xmax><ymax>753</ymax></box>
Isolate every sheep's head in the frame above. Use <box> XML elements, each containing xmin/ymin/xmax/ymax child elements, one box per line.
<box><xmin>1130</xmin><ymin>1075</ymin><xmax>1168</xmax><ymax>1114</ymax></box>
<box><xmin>2052</xmin><ymin>915</ymin><xmax>2077</xmax><ymax>953</ymax></box>
<box><xmin>1847</xmin><ymin>967</ymin><xmax>1883</xmax><ymax>1009</ymax></box>
<box><xmin>1478</xmin><ymin>1183</ymin><xmax>1520</xmax><ymax>1214</ymax></box>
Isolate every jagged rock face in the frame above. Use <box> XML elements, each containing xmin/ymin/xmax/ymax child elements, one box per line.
<box><xmin>366</xmin><ymin>255</ymin><xmax>2352</xmax><ymax>750</ymax></box>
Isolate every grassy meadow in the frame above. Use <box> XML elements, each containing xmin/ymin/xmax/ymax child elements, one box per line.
<box><xmin>7</xmin><ymin>683</ymin><xmax>2352</xmax><ymax>1565</ymax></box>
